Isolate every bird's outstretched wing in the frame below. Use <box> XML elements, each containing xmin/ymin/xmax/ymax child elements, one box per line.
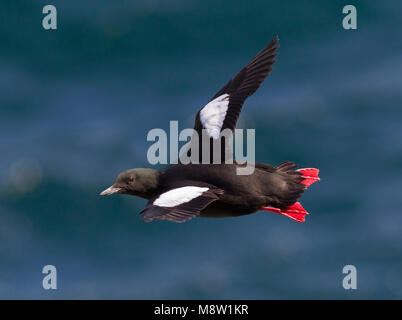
<box><xmin>190</xmin><ymin>37</ymin><xmax>279</xmax><ymax>163</ymax></box>
<box><xmin>141</xmin><ymin>185</ymin><xmax>223</xmax><ymax>223</ymax></box>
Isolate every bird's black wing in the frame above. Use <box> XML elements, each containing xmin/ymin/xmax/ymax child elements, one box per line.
<box><xmin>189</xmin><ymin>37</ymin><xmax>279</xmax><ymax>163</ymax></box>
<box><xmin>140</xmin><ymin>184</ymin><xmax>223</xmax><ymax>223</ymax></box>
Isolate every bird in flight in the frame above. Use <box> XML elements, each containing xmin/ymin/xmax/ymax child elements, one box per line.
<box><xmin>100</xmin><ymin>37</ymin><xmax>320</xmax><ymax>223</ymax></box>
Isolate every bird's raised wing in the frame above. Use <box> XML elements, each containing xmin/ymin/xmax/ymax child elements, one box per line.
<box><xmin>194</xmin><ymin>37</ymin><xmax>279</xmax><ymax>137</ymax></box>
<box><xmin>141</xmin><ymin>185</ymin><xmax>223</xmax><ymax>223</ymax></box>
<box><xmin>190</xmin><ymin>37</ymin><xmax>279</xmax><ymax>163</ymax></box>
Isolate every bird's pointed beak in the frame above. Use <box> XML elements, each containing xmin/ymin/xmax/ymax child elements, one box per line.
<box><xmin>100</xmin><ymin>186</ymin><xmax>122</xmax><ymax>196</ymax></box>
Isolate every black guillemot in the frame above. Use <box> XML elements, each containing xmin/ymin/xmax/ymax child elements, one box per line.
<box><xmin>100</xmin><ymin>37</ymin><xmax>320</xmax><ymax>223</ymax></box>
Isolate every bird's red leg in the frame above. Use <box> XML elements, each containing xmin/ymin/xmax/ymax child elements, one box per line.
<box><xmin>262</xmin><ymin>202</ymin><xmax>309</xmax><ymax>223</ymax></box>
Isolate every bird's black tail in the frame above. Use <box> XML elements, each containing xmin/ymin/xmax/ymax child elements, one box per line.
<box><xmin>274</xmin><ymin>161</ymin><xmax>305</xmax><ymax>209</ymax></box>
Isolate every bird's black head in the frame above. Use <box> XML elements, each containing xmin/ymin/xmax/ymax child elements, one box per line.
<box><xmin>100</xmin><ymin>168</ymin><xmax>159</xmax><ymax>198</ymax></box>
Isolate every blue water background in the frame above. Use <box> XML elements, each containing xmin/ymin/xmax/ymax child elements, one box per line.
<box><xmin>0</xmin><ymin>0</ymin><xmax>402</xmax><ymax>298</ymax></box>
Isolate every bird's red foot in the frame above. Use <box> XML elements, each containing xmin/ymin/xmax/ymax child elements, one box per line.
<box><xmin>262</xmin><ymin>202</ymin><xmax>309</xmax><ymax>223</ymax></box>
<box><xmin>297</xmin><ymin>168</ymin><xmax>320</xmax><ymax>188</ymax></box>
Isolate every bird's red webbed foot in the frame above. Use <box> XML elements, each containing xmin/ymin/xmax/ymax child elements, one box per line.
<box><xmin>262</xmin><ymin>202</ymin><xmax>309</xmax><ymax>223</ymax></box>
<box><xmin>297</xmin><ymin>168</ymin><xmax>320</xmax><ymax>188</ymax></box>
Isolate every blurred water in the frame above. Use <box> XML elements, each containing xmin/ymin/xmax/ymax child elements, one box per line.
<box><xmin>0</xmin><ymin>0</ymin><xmax>402</xmax><ymax>299</ymax></box>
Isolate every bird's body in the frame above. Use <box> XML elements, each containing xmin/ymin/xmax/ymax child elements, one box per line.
<box><xmin>157</xmin><ymin>162</ymin><xmax>305</xmax><ymax>218</ymax></box>
<box><xmin>100</xmin><ymin>37</ymin><xmax>320</xmax><ymax>223</ymax></box>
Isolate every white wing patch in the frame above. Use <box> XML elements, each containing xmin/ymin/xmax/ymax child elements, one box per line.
<box><xmin>200</xmin><ymin>94</ymin><xmax>229</xmax><ymax>139</ymax></box>
<box><xmin>153</xmin><ymin>186</ymin><xmax>209</xmax><ymax>207</ymax></box>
